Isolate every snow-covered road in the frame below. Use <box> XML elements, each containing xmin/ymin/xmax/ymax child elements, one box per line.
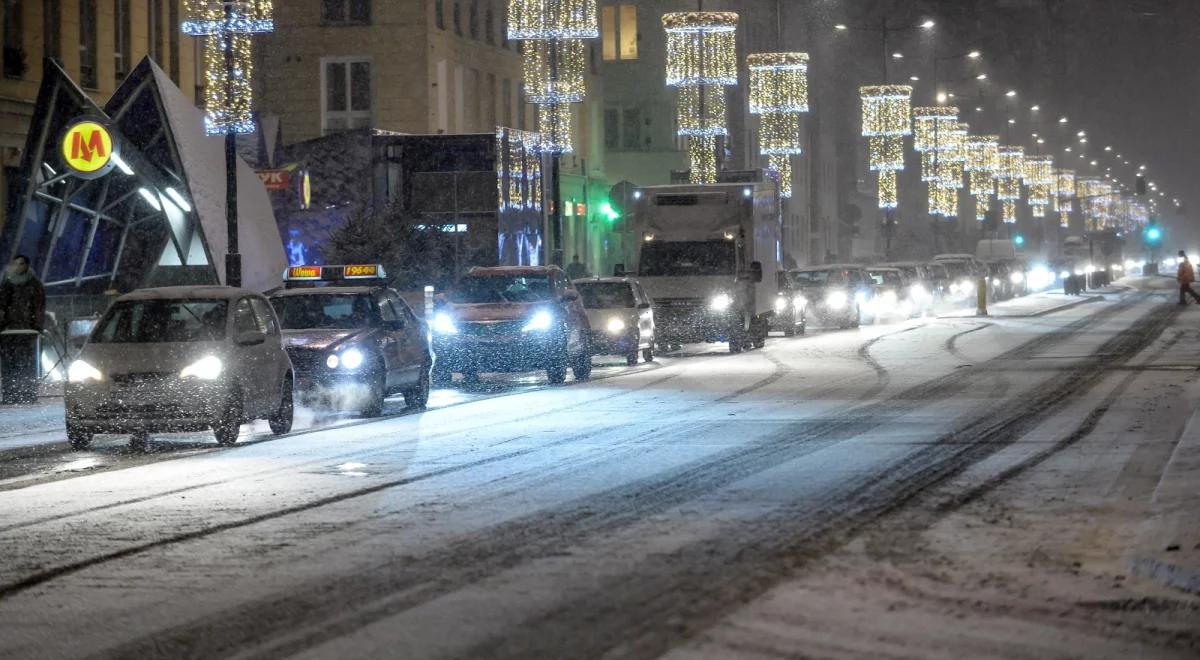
<box><xmin>1</xmin><ymin>283</ymin><xmax>1197</xmax><ymax>659</ymax></box>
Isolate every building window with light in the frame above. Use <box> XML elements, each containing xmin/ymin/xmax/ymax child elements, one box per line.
<box><xmin>79</xmin><ymin>0</ymin><xmax>97</xmax><ymax>88</ymax></box>
<box><xmin>322</xmin><ymin>0</ymin><xmax>370</xmax><ymax>26</ymax></box>
<box><xmin>3</xmin><ymin>0</ymin><xmax>23</xmax><ymax>78</ymax></box>
<box><xmin>113</xmin><ymin>0</ymin><xmax>130</xmax><ymax>81</ymax></box>
<box><xmin>42</xmin><ymin>0</ymin><xmax>60</xmax><ymax>64</ymax></box>
<box><xmin>601</xmin><ymin>4</ymin><xmax>637</xmax><ymax>61</ymax></box>
<box><xmin>322</xmin><ymin>58</ymin><xmax>372</xmax><ymax>134</ymax></box>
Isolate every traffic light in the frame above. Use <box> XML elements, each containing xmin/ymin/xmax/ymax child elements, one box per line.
<box><xmin>599</xmin><ymin>201</ymin><xmax>620</xmax><ymax>222</ymax></box>
<box><xmin>1144</xmin><ymin>224</ymin><xmax>1163</xmax><ymax>244</ymax></box>
<box><xmin>1013</xmin><ymin>233</ymin><xmax>1026</xmax><ymax>246</ymax></box>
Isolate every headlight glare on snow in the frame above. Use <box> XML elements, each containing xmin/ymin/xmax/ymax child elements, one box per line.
<box><xmin>68</xmin><ymin>359</ymin><xmax>103</xmax><ymax>384</ymax></box>
<box><xmin>774</xmin><ymin>296</ymin><xmax>788</xmax><ymax>313</ymax></box>
<box><xmin>606</xmin><ymin>318</ymin><xmax>626</xmax><ymax>334</ymax></box>
<box><xmin>1010</xmin><ymin>271</ymin><xmax>1025</xmax><ymax>284</ymax></box>
<box><xmin>180</xmin><ymin>355</ymin><xmax>223</xmax><ymax>380</ymax></box>
<box><xmin>522</xmin><ymin>311</ymin><xmax>554</xmax><ymax>332</ymax></box>
<box><xmin>825</xmin><ymin>290</ymin><xmax>848</xmax><ymax>310</ymax></box>
<box><xmin>431</xmin><ymin>312</ymin><xmax>458</xmax><ymax>334</ymax></box>
<box><xmin>340</xmin><ymin>348</ymin><xmax>365</xmax><ymax>370</ymax></box>
<box><xmin>709</xmin><ymin>293</ymin><xmax>733</xmax><ymax>312</ymax></box>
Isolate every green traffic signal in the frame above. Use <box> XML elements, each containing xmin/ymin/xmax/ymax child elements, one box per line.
<box><xmin>600</xmin><ymin>201</ymin><xmax>620</xmax><ymax>222</ymax></box>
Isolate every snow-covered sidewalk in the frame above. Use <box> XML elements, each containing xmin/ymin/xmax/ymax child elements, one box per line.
<box><xmin>0</xmin><ymin>398</ymin><xmax>67</xmax><ymax>452</ymax></box>
<box><xmin>939</xmin><ymin>290</ymin><xmax>1103</xmax><ymax>318</ymax></box>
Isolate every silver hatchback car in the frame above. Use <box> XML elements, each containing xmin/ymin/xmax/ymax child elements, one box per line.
<box><xmin>65</xmin><ymin>286</ymin><xmax>294</xmax><ymax>449</ymax></box>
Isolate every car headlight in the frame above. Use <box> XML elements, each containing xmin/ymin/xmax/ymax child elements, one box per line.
<box><xmin>1059</xmin><ymin>271</ymin><xmax>1070</xmax><ymax>279</ymax></box>
<box><xmin>606</xmin><ymin>318</ymin><xmax>626</xmax><ymax>334</ymax></box>
<box><xmin>1010</xmin><ymin>271</ymin><xmax>1025</xmax><ymax>284</ymax></box>
<box><xmin>910</xmin><ymin>284</ymin><xmax>927</xmax><ymax>300</ymax></box>
<box><xmin>68</xmin><ymin>359</ymin><xmax>103</xmax><ymax>384</ymax></box>
<box><xmin>961</xmin><ymin>279</ymin><xmax>974</xmax><ymax>292</ymax></box>
<box><xmin>340</xmin><ymin>348</ymin><xmax>364</xmax><ymax>370</ymax></box>
<box><xmin>180</xmin><ymin>355</ymin><xmax>223</xmax><ymax>380</ymax></box>
<box><xmin>709</xmin><ymin>293</ymin><xmax>733</xmax><ymax>312</ymax></box>
<box><xmin>881</xmin><ymin>291</ymin><xmax>898</xmax><ymax>305</ymax></box>
<box><xmin>431</xmin><ymin>312</ymin><xmax>458</xmax><ymax>334</ymax></box>
<box><xmin>522</xmin><ymin>310</ymin><xmax>554</xmax><ymax>332</ymax></box>
<box><xmin>825</xmin><ymin>290</ymin><xmax>848</xmax><ymax>310</ymax></box>
<box><xmin>854</xmin><ymin>291</ymin><xmax>867</xmax><ymax>304</ymax></box>
<box><xmin>774</xmin><ymin>296</ymin><xmax>788</xmax><ymax>313</ymax></box>
<box><xmin>326</xmin><ymin>354</ymin><xmax>340</xmax><ymax>369</ymax></box>
<box><xmin>794</xmin><ymin>295</ymin><xmax>807</xmax><ymax>309</ymax></box>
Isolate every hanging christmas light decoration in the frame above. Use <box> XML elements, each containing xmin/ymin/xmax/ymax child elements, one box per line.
<box><xmin>1025</xmin><ymin>156</ymin><xmax>1055</xmax><ymax>218</ymax></box>
<box><xmin>507</xmin><ymin>0</ymin><xmax>599</xmax><ymax>40</ymax></box>
<box><xmin>966</xmin><ymin>135</ymin><xmax>999</xmax><ymax>221</ymax></box>
<box><xmin>522</xmin><ymin>39</ymin><xmax>587</xmax><ymax>103</ymax></box>
<box><xmin>532</xmin><ymin>102</ymin><xmax>575</xmax><ymax>154</ymax></box>
<box><xmin>997</xmin><ymin>146</ymin><xmax>1024</xmax><ymax>224</ymax></box>
<box><xmin>182</xmin><ymin>1</ymin><xmax>275</xmax><ymax>135</ymax></box>
<box><xmin>861</xmin><ymin>85</ymin><xmax>911</xmax><ymax>209</ymax></box>
<box><xmin>760</xmin><ymin>112</ymin><xmax>804</xmax><ymax>155</ymax></box>
<box><xmin>665</xmin><ymin>12</ymin><xmax>739</xmax><ymax>184</ymax></box>
<box><xmin>768</xmin><ymin>153</ymin><xmax>793</xmax><ymax>199</ymax></box>
<box><xmin>664</xmin><ymin>12</ymin><xmax>739</xmax><ymax>85</ymax></box>
<box><xmin>747</xmin><ymin>52</ymin><xmax>809</xmax><ymax>113</ymax></box>
<box><xmin>1056</xmin><ymin>169</ymin><xmax>1075</xmax><ymax>228</ymax></box>
<box><xmin>913</xmin><ymin>106</ymin><xmax>957</xmax><ymax>153</ymax></box>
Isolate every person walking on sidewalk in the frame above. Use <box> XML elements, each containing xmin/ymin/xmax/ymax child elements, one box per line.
<box><xmin>0</xmin><ymin>255</ymin><xmax>46</xmax><ymax>404</ymax></box>
<box><xmin>1177</xmin><ymin>251</ymin><xmax>1200</xmax><ymax>305</ymax></box>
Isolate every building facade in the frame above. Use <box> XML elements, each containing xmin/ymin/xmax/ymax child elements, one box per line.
<box><xmin>1</xmin><ymin>0</ymin><xmax>199</xmax><ymax>240</ymax></box>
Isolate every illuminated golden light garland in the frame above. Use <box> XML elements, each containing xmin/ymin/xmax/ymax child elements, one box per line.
<box><xmin>533</xmin><ymin>102</ymin><xmax>574</xmax><ymax>154</ymax></box>
<box><xmin>879</xmin><ymin>170</ymin><xmax>898</xmax><ymax>209</ymax></box>
<box><xmin>1025</xmin><ymin>156</ymin><xmax>1055</xmax><ymax>218</ymax></box>
<box><xmin>869</xmin><ymin>136</ymin><xmax>904</xmax><ymax>171</ymax></box>
<box><xmin>497</xmin><ymin>127</ymin><xmax>546</xmax><ymax>211</ymax></box>
<box><xmin>1056</xmin><ymin>169</ymin><xmax>1075</xmax><ymax>228</ymax></box>
<box><xmin>677</xmin><ymin>85</ymin><xmax>728</xmax><ymax>137</ymax></box>
<box><xmin>929</xmin><ymin>181</ymin><xmax>958</xmax><ymax>217</ymax></box>
<box><xmin>748</xmin><ymin>52</ymin><xmax>809</xmax><ymax>113</ymax></box>
<box><xmin>760</xmin><ymin>112</ymin><xmax>803</xmax><ymax>155</ymax></box>
<box><xmin>664</xmin><ymin>13</ymin><xmax>739</xmax><ymax>86</ymax></box>
<box><xmin>183</xmin><ymin>2</ymin><xmax>275</xmax><ymax>135</ymax></box>
<box><xmin>507</xmin><ymin>0</ymin><xmax>599</xmax><ymax>40</ymax></box>
<box><xmin>913</xmin><ymin>106</ymin><xmax>957</xmax><ymax>153</ymax></box>
<box><xmin>523</xmin><ymin>39</ymin><xmax>587</xmax><ymax>103</ymax></box>
<box><xmin>997</xmin><ymin>146</ymin><xmax>1024</xmax><ymax>224</ymax></box>
<box><xmin>769</xmin><ymin>153</ymin><xmax>792</xmax><ymax>198</ymax></box>
<box><xmin>860</xmin><ymin>85</ymin><xmax>913</xmax><ymax>137</ymax></box>
<box><xmin>966</xmin><ymin>135</ymin><xmax>999</xmax><ymax>221</ymax></box>
<box><xmin>689</xmin><ymin>134</ymin><xmax>719</xmax><ymax>184</ymax></box>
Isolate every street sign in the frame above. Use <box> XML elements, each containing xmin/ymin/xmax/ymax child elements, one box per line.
<box><xmin>257</xmin><ymin>169</ymin><xmax>292</xmax><ymax>191</ymax></box>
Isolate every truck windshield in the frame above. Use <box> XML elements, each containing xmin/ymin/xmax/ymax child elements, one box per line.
<box><xmin>272</xmin><ymin>294</ymin><xmax>375</xmax><ymax>330</ymax></box>
<box><xmin>93</xmin><ymin>300</ymin><xmax>227</xmax><ymax>343</ymax></box>
<box><xmin>575</xmin><ymin>283</ymin><xmax>635</xmax><ymax>309</ymax></box>
<box><xmin>449</xmin><ymin>275</ymin><xmax>555</xmax><ymax>303</ymax></box>
<box><xmin>639</xmin><ymin>241</ymin><xmax>735</xmax><ymax>277</ymax></box>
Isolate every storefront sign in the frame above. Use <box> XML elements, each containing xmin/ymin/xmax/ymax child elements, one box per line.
<box><xmin>257</xmin><ymin>169</ymin><xmax>291</xmax><ymax>191</ymax></box>
<box><xmin>61</xmin><ymin>120</ymin><xmax>118</xmax><ymax>179</ymax></box>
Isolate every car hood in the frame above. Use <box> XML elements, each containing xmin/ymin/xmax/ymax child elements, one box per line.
<box><xmin>445</xmin><ymin>303</ymin><xmax>544</xmax><ymax>323</ymax></box>
<box><xmin>79</xmin><ymin>341</ymin><xmax>228</xmax><ymax>376</ymax></box>
<box><xmin>281</xmin><ymin>329</ymin><xmax>364</xmax><ymax>352</ymax></box>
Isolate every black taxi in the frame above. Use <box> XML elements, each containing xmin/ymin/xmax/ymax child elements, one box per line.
<box><xmin>269</xmin><ymin>264</ymin><xmax>431</xmax><ymax>416</ymax></box>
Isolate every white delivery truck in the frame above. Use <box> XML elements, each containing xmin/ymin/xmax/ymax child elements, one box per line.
<box><xmin>621</xmin><ymin>182</ymin><xmax>781</xmax><ymax>353</ymax></box>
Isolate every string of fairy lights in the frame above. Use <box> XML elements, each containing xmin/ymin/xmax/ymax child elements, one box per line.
<box><xmin>663</xmin><ymin>11</ymin><xmax>740</xmax><ymax>184</ymax></box>
<box><xmin>181</xmin><ymin>0</ymin><xmax>275</xmax><ymax>135</ymax></box>
<box><xmin>860</xmin><ymin>85</ymin><xmax>913</xmax><ymax>209</ymax></box>
<box><xmin>748</xmin><ymin>52</ymin><xmax>809</xmax><ymax>197</ymax></box>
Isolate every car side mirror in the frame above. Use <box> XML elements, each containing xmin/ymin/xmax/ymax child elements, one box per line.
<box><xmin>562</xmin><ymin>290</ymin><xmax>580</xmax><ymax>302</ymax></box>
<box><xmin>236</xmin><ymin>330</ymin><xmax>267</xmax><ymax>346</ymax></box>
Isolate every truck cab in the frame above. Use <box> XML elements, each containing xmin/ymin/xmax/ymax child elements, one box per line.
<box><xmin>624</xmin><ymin>183</ymin><xmax>781</xmax><ymax>354</ymax></box>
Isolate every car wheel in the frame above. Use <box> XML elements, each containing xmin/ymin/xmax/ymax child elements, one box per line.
<box><xmin>66</xmin><ymin>423</ymin><xmax>92</xmax><ymax>450</ymax></box>
<box><xmin>362</xmin><ymin>371</ymin><xmax>386</xmax><ymax>417</ymax></box>
<box><xmin>269</xmin><ymin>376</ymin><xmax>294</xmax><ymax>435</ymax></box>
<box><xmin>642</xmin><ymin>347</ymin><xmax>654</xmax><ymax>363</ymax></box>
<box><xmin>728</xmin><ymin>338</ymin><xmax>744</xmax><ymax>354</ymax></box>
<box><xmin>431</xmin><ymin>363</ymin><xmax>452</xmax><ymax>387</ymax></box>
<box><xmin>547</xmin><ymin>364</ymin><xmax>568</xmax><ymax>383</ymax></box>
<box><xmin>573</xmin><ymin>349</ymin><xmax>593</xmax><ymax>381</ymax></box>
<box><xmin>404</xmin><ymin>366</ymin><xmax>431</xmax><ymax>409</ymax></box>
<box><xmin>214</xmin><ymin>392</ymin><xmax>243</xmax><ymax>446</ymax></box>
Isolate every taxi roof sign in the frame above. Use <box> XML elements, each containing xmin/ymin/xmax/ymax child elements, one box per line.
<box><xmin>283</xmin><ymin>264</ymin><xmax>388</xmax><ymax>287</ymax></box>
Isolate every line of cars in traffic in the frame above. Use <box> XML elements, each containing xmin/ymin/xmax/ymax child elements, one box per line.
<box><xmin>61</xmin><ymin>254</ymin><xmax>1042</xmax><ymax>450</ymax></box>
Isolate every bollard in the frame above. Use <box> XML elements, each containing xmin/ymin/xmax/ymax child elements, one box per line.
<box><xmin>976</xmin><ymin>276</ymin><xmax>989</xmax><ymax>317</ymax></box>
<box><xmin>424</xmin><ymin>285</ymin><xmax>435</xmax><ymax>319</ymax></box>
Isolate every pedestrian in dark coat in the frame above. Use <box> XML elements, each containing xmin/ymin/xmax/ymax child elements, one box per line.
<box><xmin>0</xmin><ymin>255</ymin><xmax>45</xmax><ymax>331</ymax></box>
<box><xmin>0</xmin><ymin>255</ymin><xmax>46</xmax><ymax>404</ymax></box>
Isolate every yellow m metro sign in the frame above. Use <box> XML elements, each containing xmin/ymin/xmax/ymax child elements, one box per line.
<box><xmin>61</xmin><ymin>120</ymin><xmax>119</xmax><ymax>179</ymax></box>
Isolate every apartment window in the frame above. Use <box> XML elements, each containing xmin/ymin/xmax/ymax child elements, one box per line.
<box><xmin>453</xmin><ymin>1</ymin><xmax>461</xmax><ymax>36</ymax></box>
<box><xmin>2</xmin><ymin>0</ymin><xmax>22</xmax><ymax>78</ymax></box>
<box><xmin>322</xmin><ymin>58</ymin><xmax>372</xmax><ymax>133</ymax></box>
<box><xmin>112</xmin><ymin>0</ymin><xmax>129</xmax><ymax>80</ymax></box>
<box><xmin>622</xmin><ymin>108</ymin><xmax>641</xmax><ymax>149</ymax></box>
<box><xmin>484</xmin><ymin>4</ymin><xmax>494</xmax><ymax>45</ymax></box>
<box><xmin>42</xmin><ymin>0</ymin><xmax>59</xmax><ymax>63</ymax></box>
<box><xmin>468</xmin><ymin>0</ymin><xmax>477</xmax><ymax>40</ymax></box>
<box><xmin>435</xmin><ymin>0</ymin><xmax>444</xmax><ymax>29</ymax></box>
<box><xmin>603</xmin><ymin>108</ymin><xmax>618</xmax><ymax>149</ymax></box>
<box><xmin>148</xmin><ymin>0</ymin><xmax>162</xmax><ymax>64</ymax></box>
<box><xmin>322</xmin><ymin>0</ymin><xmax>370</xmax><ymax>25</ymax></box>
<box><xmin>79</xmin><ymin>0</ymin><xmax>97</xmax><ymax>87</ymax></box>
<box><xmin>601</xmin><ymin>4</ymin><xmax>637</xmax><ymax>61</ymax></box>
<box><xmin>169</xmin><ymin>0</ymin><xmax>179</xmax><ymax>82</ymax></box>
